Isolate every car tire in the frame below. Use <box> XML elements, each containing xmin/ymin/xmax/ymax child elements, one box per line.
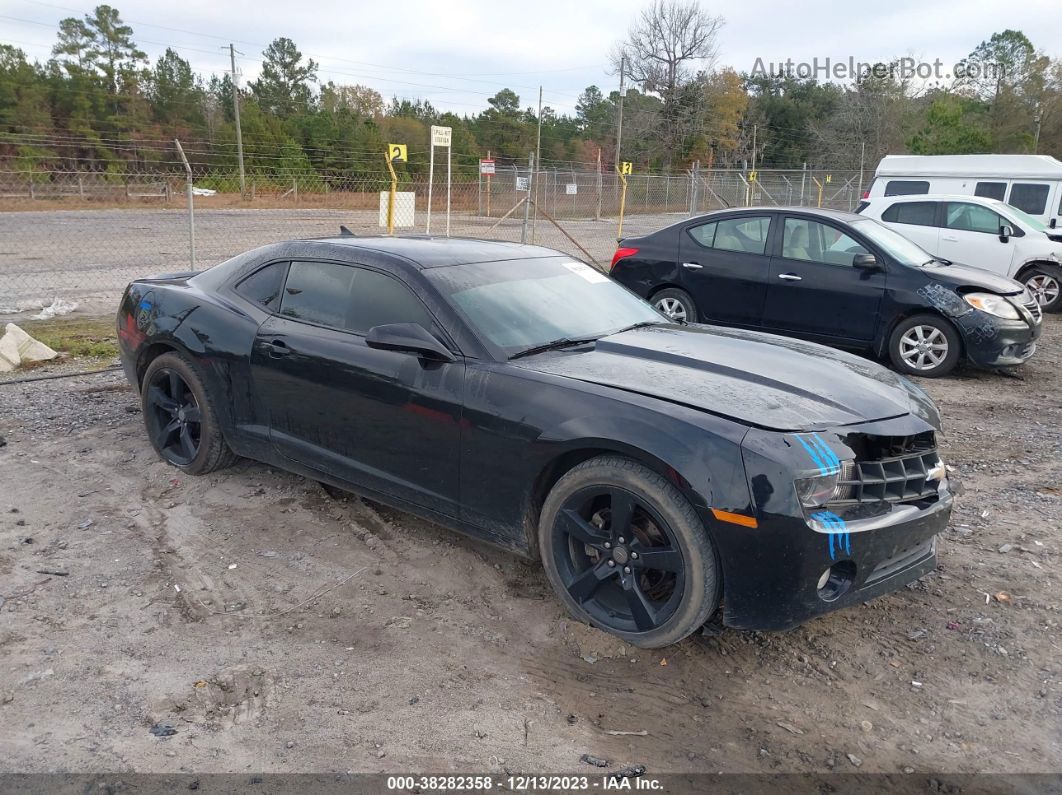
<box><xmin>1020</xmin><ymin>263</ymin><xmax>1062</xmax><ymax>313</ymax></box>
<box><xmin>538</xmin><ymin>455</ymin><xmax>720</xmax><ymax>648</ymax></box>
<box><xmin>887</xmin><ymin>314</ymin><xmax>962</xmax><ymax>378</ymax></box>
<box><xmin>651</xmin><ymin>287</ymin><xmax>697</xmax><ymax>322</ymax></box>
<box><xmin>141</xmin><ymin>351</ymin><xmax>237</xmax><ymax>475</ymax></box>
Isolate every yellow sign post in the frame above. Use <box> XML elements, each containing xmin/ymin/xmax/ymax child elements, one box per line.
<box><xmin>616</xmin><ymin>163</ymin><xmax>632</xmax><ymax>240</ymax></box>
<box><xmin>384</xmin><ymin>147</ymin><xmax>404</xmax><ymax>236</ymax></box>
<box><xmin>812</xmin><ymin>177</ymin><xmax>824</xmax><ymax>208</ymax></box>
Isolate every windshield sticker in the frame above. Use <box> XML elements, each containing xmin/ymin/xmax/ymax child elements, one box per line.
<box><xmin>563</xmin><ymin>261</ymin><xmax>609</xmax><ymax>284</ymax></box>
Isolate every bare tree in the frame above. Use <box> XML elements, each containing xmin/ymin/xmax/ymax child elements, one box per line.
<box><xmin>612</xmin><ymin>0</ymin><xmax>724</xmax><ymax>167</ymax></box>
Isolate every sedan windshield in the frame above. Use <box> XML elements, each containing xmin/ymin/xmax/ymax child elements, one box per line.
<box><xmin>849</xmin><ymin>217</ymin><xmax>935</xmax><ymax>267</ymax></box>
<box><xmin>425</xmin><ymin>257</ymin><xmax>664</xmax><ymax>356</ymax></box>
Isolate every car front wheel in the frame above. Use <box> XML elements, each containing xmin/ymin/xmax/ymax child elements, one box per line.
<box><xmin>1021</xmin><ymin>263</ymin><xmax>1062</xmax><ymax>313</ymax></box>
<box><xmin>538</xmin><ymin>456</ymin><xmax>720</xmax><ymax>648</ymax></box>
<box><xmin>888</xmin><ymin>314</ymin><xmax>961</xmax><ymax>378</ymax></box>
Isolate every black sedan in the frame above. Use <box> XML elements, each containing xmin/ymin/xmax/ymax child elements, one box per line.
<box><xmin>118</xmin><ymin>236</ymin><xmax>952</xmax><ymax>647</ymax></box>
<box><xmin>611</xmin><ymin>207</ymin><xmax>1043</xmax><ymax>377</ymax></box>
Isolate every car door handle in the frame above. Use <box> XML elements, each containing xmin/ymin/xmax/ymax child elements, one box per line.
<box><xmin>942</xmin><ymin>235</ymin><xmax>958</xmax><ymax>242</ymax></box>
<box><xmin>778</xmin><ymin>273</ymin><xmax>802</xmax><ymax>281</ymax></box>
<box><xmin>266</xmin><ymin>339</ymin><xmax>289</xmax><ymax>358</ymax></box>
<box><xmin>681</xmin><ymin>262</ymin><xmax>703</xmax><ymax>270</ymax></box>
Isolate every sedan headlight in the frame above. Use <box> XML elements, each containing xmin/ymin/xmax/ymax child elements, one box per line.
<box><xmin>963</xmin><ymin>292</ymin><xmax>1020</xmax><ymax>320</ymax></box>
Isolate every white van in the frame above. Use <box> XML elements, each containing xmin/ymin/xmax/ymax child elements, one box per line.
<box><xmin>857</xmin><ymin>193</ymin><xmax>1062</xmax><ymax>311</ymax></box>
<box><xmin>866</xmin><ymin>155</ymin><xmax>1062</xmax><ymax>231</ymax></box>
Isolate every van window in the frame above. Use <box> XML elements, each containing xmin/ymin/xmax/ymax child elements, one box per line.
<box><xmin>882</xmin><ymin>201</ymin><xmax>937</xmax><ymax>227</ymax></box>
<box><xmin>945</xmin><ymin>203</ymin><xmax>1005</xmax><ymax>235</ymax></box>
<box><xmin>974</xmin><ymin>182</ymin><xmax>1007</xmax><ymax>201</ymax></box>
<box><xmin>1008</xmin><ymin>183</ymin><xmax>1050</xmax><ymax>215</ymax></box>
<box><xmin>884</xmin><ymin>180</ymin><xmax>930</xmax><ymax>196</ymax></box>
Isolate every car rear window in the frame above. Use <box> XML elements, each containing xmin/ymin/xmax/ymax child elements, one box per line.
<box><xmin>711</xmin><ymin>217</ymin><xmax>771</xmax><ymax>255</ymax></box>
<box><xmin>236</xmin><ymin>261</ymin><xmax>287</xmax><ymax>310</ymax></box>
<box><xmin>884</xmin><ymin>180</ymin><xmax>930</xmax><ymax>196</ymax></box>
<box><xmin>1008</xmin><ymin>183</ymin><xmax>1050</xmax><ymax>215</ymax></box>
<box><xmin>974</xmin><ymin>181</ymin><xmax>1007</xmax><ymax>201</ymax></box>
<box><xmin>881</xmin><ymin>201</ymin><xmax>937</xmax><ymax>226</ymax></box>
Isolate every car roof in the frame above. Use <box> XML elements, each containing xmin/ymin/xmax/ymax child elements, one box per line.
<box><xmin>875</xmin><ymin>154</ymin><xmax>1062</xmax><ymax>180</ymax></box>
<box><xmin>302</xmin><ymin>235</ymin><xmax>564</xmax><ymax>268</ymax></box>
<box><xmin>697</xmin><ymin>206</ymin><xmax>864</xmax><ymax>222</ymax></box>
<box><xmin>871</xmin><ymin>193</ymin><xmax>1002</xmax><ymax>204</ymax></box>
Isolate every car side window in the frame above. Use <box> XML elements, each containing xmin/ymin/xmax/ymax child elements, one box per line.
<box><xmin>884</xmin><ymin>180</ymin><xmax>930</xmax><ymax>196</ymax></box>
<box><xmin>1008</xmin><ymin>183</ymin><xmax>1049</xmax><ymax>215</ymax></box>
<box><xmin>711</xmin><ymin>217</ymin><xmax>771</xmax><ymax>254</ymax></box>
<box><xmin>280</xmin><ymin>260</ymin><xmax>435</xmax><ymax>334</ymax></box>
<box><xmin>782</xmin><ymin>218</ymin><xmax>868</xmax><ymax>266</ymax></box>
<box><xmin>347</xmin><ymin>268</ymin><xmax>434</xmax><ymax>334</ymax></box>
<box><xmin>975</xmin><ymin>182</ymin><xmax>1007</xmax><ymax>201</ymax></box>
<box><xmin>882</xmin><ymin>201</ymin><xmax>937</xmax><ymax>226</ymax></box>
<box><xmin>687</xmin><ymin>222</ymin><xmax>717</xmax><ymax>247</ymax></box>
<box><xmin>945</xmin><ymin>203</ymin><xmax>1004</xmax><ymax>235</ymax></box>
<box><xmin>236</xmin><ymin>261</ymin><xmax>288</xmax><ymax>310</ymax></box>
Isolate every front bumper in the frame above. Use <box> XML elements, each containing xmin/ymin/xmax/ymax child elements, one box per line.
<box><xmin>713</xmin><ymin>418</ymin><xmax>953</xmax><ymax>631</ymax></box>
<box><xmin>958</xmin><ymin>310</ymin><xmax>1042</xmax><ymax>368</ymax></box>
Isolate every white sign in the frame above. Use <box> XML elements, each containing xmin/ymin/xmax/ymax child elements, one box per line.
<box><xmin>430</xmin><ymin>125</ymin><xmax>452</xmax><ymax>148</ymax></box>
<box><xmin>379</xmin><ymin>191</ymin><xmax>415</xmax><ymax>228</ymax></box>
<box><xmin>516</xmin><ymin>176</ymin><xmax>530</xmax><ymax>192</ymax></box>
<box><xmin>565</xmin><ymin>183</ymin><xmax>578</xmax><ymax>195</ymax></box>
<box><xmin>563</xmin><ymin>261</ymin><xmax>608</xmax><ymax>284</ymax></box>
<box><xmin>479</xmin><ymin>159</ymin><xmax>495</xmax><ymax>176</ymax></box>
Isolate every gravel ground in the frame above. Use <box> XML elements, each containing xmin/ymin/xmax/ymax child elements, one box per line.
<box><xmin>0</xmin><ymin>321</ymin><xmax>1060</xmax><ymax>776</ymax></box>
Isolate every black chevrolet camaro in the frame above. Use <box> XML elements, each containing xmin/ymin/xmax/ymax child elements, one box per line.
<box><xmin>118</xmin><ymin>236</ymin><xmax>953</xmax><ymax>647</ymax></box>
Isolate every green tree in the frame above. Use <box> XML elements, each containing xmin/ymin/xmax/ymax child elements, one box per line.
<box><xmin>906</xmin><ymin>95</ymin><xmax>992</xmax><ymax>154</ymax></box>
<box><xmin>83</xmin><ymin>5</ymin><xmax>147</xmax><ymax>94</ymax></box>
<box><xmin>250</xmin><ymin>38</ymin><xmax>318</xmax><ymax>118</ymax></box>
<box><xmin>149</xmin><ymin>48</ymin><xmax>202</xmax><ymax>126</ymax></box>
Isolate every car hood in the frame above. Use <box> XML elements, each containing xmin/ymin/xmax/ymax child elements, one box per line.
<box><xmin>512</xmin><ymin>324</ymin><xmax>940</xmax><ymax>432</ymax></box>
<box><xmin>921</xmin><ymin>261</ymin><xmax>1023</xmax><ymax>294</ymax></box>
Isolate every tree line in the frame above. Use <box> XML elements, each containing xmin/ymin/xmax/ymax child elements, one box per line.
<box><xmin>1</xmin><ymin>1</ymin><xmax>1059</xmax><ymax>186</ymax></box>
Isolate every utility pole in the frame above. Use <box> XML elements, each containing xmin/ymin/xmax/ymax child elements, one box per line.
<box><xmin>858</xmin><ymin>140</ymin><xmax>866</xmax><ymax>195</ymax></box>
<box><xmin>751</xmin><ymin>124</ymin><xmax>757</xmax><ymax>173</ymax></box>
<box><xmin>1033</xmin><ymin>113</ymin><xmax>1042</xmax><ymax>153</ymax></box>
<box><xmin>615</xmin><ymin>55</ymin><xmax>626</xmax><ymax>171</ymax></box>
<box><xmin>521</xmin><ymin>153</ymin><xmax>534</xmax><ymax>244</ymax></box>
<box><xmin>229</xmin><ymin>44</ymin><xmax>246</xmax><ymax>198</ymax></box>
<box><xmin>532</xmin><ymin>86</ymin><xmax>542</xmax><ymax>243</ymax></box>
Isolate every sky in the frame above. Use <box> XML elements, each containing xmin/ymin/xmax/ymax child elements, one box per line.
<box><xmin>1</xmin><ymin>0</ymin><xmax>1060</xmax><ymax>115</ymax></box>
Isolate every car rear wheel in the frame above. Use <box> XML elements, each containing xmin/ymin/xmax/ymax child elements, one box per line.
<box><xmin>1020</xmin><ymin>264</ymin><xmax>1062</xmax><ymax>313</ymax></box>
<box><xmin>888</xmin><ymin>314</ymin><xmax>961</xmax><ymax>378</ymax></box>
<box><xmin>141</xmin><ymin>352</ymin><xmax>237</xmax><ymax>475</ymax></box>
<box><xmin>538</xmin><ymin>456</ymin><xmax>719</xmax><ymax>648</ymax></box>
<box><xmin>651</xmin><ymin>288</ymin><xmax>697</xmax><ymax>322</ymax></box>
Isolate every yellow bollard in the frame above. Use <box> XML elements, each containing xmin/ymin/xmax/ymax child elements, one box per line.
<box><xmin>385</xmin><ymin>153</ymin><xmax>398</xmax><ymax>236</ymax></box>
<box><xmin>616</xmin><ymin>164</ymin><xmax>631</xmax><ymax>241</ymax></box>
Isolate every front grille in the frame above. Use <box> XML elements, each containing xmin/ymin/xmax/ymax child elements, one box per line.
<box><xmin>831</xmin><ymin>432</ymin><xmax>942</xmax><ymax>507</ymax></box>
<box><xmin>1023</xmin><ymin>298</ymin><xmax>1043</xmax><ymax>324</ymax></box>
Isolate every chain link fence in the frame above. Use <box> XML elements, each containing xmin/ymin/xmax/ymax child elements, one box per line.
<box><xmin>0</xmin><ymin>164</ymin><xmax>863</xmax><ymax>333</ymax></box>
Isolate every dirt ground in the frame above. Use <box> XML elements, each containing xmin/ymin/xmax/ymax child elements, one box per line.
<box><xmin>1</xmin><ymin>321</ymin><xmax>1060</xmax><ymax>777</ymax></box>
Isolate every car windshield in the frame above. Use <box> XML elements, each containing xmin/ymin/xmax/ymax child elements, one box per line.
<box><xmin>996</xmin><ymin>203</ymin><xmax>1048</xmax><ymax>232</ymax></box>
<box><xmin>850</xmin><ymin>217</ymin><xmax>935</xmax><ymax>266</ymax></box>
<box><xmin>425</xmin><ymin>257</ymin><xmax>664</xmax><ymax>355</ymax></box>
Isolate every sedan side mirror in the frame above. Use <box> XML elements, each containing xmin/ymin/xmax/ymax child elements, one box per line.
<box><xmin>365</xmin><ymin>323</ymin><xmax>456</xmax><ymax>363</ymax></box>
<box><xmin>999</xmin><ymin>225</ymin><xmax>1014</xmax><ymax>242</ymax></box>
<box><xmin>852</xmin><ymin>253</ymin><xmax>879</xmax><ymax>270</ymax></box>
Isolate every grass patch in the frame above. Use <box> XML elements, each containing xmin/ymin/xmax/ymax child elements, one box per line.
<box><xmin>18</xmin><ymin>316</ymin><xmax>119</xmax><ymax>360</ymax></box>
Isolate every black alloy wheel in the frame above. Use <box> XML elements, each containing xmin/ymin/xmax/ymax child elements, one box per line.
<box><xmin>145</xmin><ymin>367</ymin><xmax>202</xmax><ymax>466</ymax></box>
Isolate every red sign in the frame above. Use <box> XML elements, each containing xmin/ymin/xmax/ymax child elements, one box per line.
<box><xmin>479</xmin><ymin>159</ymin><xmax>496</xmax><ymax>176</ymax></box>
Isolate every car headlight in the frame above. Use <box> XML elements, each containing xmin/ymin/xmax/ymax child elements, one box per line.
<box><xmin>795</xmin><ymin>461</ymin><xmax>855</xmax><ymax>507</ymax></box>
<box><xmin>963</xmin><ymin>292</ymin><xmax>1020</xmax><ymax>320</ymax></box>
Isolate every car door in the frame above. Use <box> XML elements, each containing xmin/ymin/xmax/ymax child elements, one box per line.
<box><xmin>761</xmin><ymin>216</ymin><xmax>885</xmax><ymax>343</ymax></box>
<box><xmin>677</xmin><ymin>214</ymin><xmax>773</xmax><ymax>327</ymax></box>
<box><xmin>938</xmin><ymin>201</ymin><xmax>1012</xmax><ymax>276</ymax></box>
<box><xmin>879</xmin><ymin>200</ymin><xmax>942</xmax><ymax>253</ymax></box>
<box><xmin>249</xmin><ymin>259</ymin><xmax>464</xmax><ymax>518</ymax></box>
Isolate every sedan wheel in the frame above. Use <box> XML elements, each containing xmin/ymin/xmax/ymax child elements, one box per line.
<box><xmin>539</xmin><ymin>456</ymin><xmax>719</xmax><ymax>648</ymax></box>
<box><xmin>898</xmin><ymin>325</ymin><xmax>949</xmax><ymax>372</ymax></box>
<box><xmin>655</xmin><ymin>297</ymin><xmax>687</xmax><ymax>321</ymax></box>
<box><xmin>651</xmin><ymin>288</ymin><xmax>697</xmax><ymax>323</ymax></box>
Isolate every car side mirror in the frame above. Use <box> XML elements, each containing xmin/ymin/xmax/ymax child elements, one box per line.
<box><xmin>365</xmin><ymin>323</ymin><xmax>456</xmax><ymax>363</ymax></box>
<box><xmin>852</xmin><ymin>253</ymin><xmax>879</xmax><ymax>270</ymax></box>
<box><xmin>1050</xmin><ymin>218</ymin><xmax>1057</xmax><ymax>229</ymax></box>
<box><xmin>999</xmin><ymin>225</ymin><xmax>1014</xmax><ymax>242</ymax></box>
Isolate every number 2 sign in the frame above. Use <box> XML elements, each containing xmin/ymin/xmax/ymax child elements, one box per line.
<box><xmin>389</xmin><ymin>144</ymin><xmax>407</xmax><ymax>162</ymax></box>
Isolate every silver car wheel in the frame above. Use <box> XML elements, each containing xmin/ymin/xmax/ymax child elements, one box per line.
<box><xmin>899</xmin><ymin>325</ymin><xmax>949</xmax><ymax>371</ymax></box>
<box><xmin>1026</xmin><ymin>273</ymin><xmax>1060</xmax><ymax>307</ymax></box>
<box><xmin>655</xmin><ymin>297</ymin><xmax>687</xmax><ymax>321</ymax></box>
